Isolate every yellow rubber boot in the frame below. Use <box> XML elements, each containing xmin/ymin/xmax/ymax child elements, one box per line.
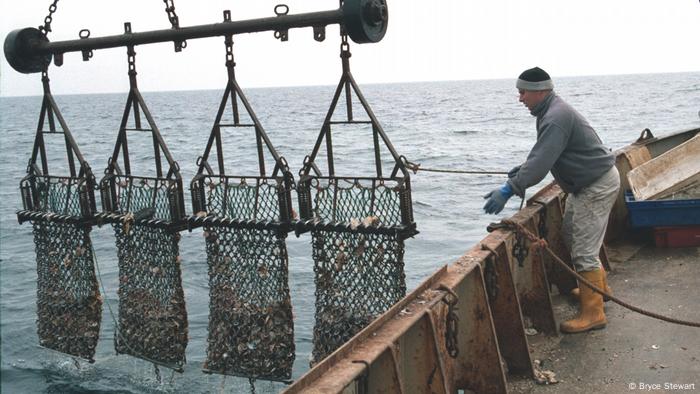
<box><xmin>570</xmin><ymin>268</ymin><xmax>612</xmax><ymax>302</ymax></box>
<box><xmin>560</xmin><ymin>269</ymin><xmax>607</xmax><ymax>333</ymax></box>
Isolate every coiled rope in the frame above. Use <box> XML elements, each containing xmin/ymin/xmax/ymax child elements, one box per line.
<box><xmin>501</xmin><ymin>219</ymin><xmax>700</xmax><ymax>328</ymax></box>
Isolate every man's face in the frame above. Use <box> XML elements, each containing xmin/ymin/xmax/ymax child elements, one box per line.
<box><xmin>518</xmin><ymin>89</ymin><xmax>548</xmax><ymax>111</ymax></box>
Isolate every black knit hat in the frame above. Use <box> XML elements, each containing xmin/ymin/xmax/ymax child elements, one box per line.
<box><xmin>516</xmin><ymin>67</ymin><xmax>554</xmax><ymax>91</ymax></box>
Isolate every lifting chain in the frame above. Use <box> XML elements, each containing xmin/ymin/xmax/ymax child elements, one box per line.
<box><xmin>162</xmin><ymin>0</ymin><xmax>181</xmax><ymax>28</ymax></box>
<box><xmin>484</xmin><ymin>253</ymin><xmax>499</xmax><ymax>302</ymax></box>
<box><xmin>512</xmin><ymin>230</ymin><xmax>528</xmax><ymax>267</ymax></box>
<box><xmin>248</xmin><ymin>377</ymin><xmax>256</xmax><ymax>394</ymax></box>
<box><xmin>224</xmin><ymin>35</ymin><xmax>235</xmax><ymax>69</ymax></box>
<box><xmin>127</xmin><ymin>45</ymin><xmax>137</xmax><ymax>76</ymax></box>
<box><xmin>438</xmin><ymin>285</ymin><xmax>459</xmax><ymax>358</ymax></box>
<box><xmin>162</xmin><ymin>0</ymin><xmax>187</xmax><ymax>51</ymax></box>
<box><xmin>532</xmin><ymin>200</ymin><xmax>548</xmax><ymax>239</ymax></box>
<box><xmin>340</xmin><ymin>32</ymin><xmax>351</xmax><ymax>55</ymax></box>
<box><xmin>39</xmin><ymin>0</ymin><xmax>60</xmax><ymax>38</ymax></box>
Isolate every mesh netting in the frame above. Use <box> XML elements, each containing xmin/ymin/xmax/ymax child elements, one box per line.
<box><xmin>197</xmin><ymin>176</ymin><xmax>295</xmax><ymax>380</ymax></box>
<box><xmin>113</xmin><ymin>223</ymin><xmax>187</xmax><ymax>369</ymax></box>
<box><xmin>34</xmin><ymin>176</ymin><xmax>85</xmax><ymax>217</ymax></box>
<box><xmin>202</xmin><ymin>227</ymin><xmax>294</xmax><ymax>380</ymax></box>
<box><xmin>307</xmin><ymin>178</ymin><xmax>405</xmax><ymax>226</ymax></box>
<box><xmin>205</xmin><ymin>178</ymin><xmax>283</xmax><ymax>222</ymax></box>
<box><xmin>32</xmin><ymin>221</ymin><xmax>102</xmax><ymax>361</ymax></box>
<box><xmin>112</xmin><ymin>176</ymin><xmax>176</xmax><ymax>221</ymax></box>
<box><xmin>311</xmin><ymin>230</ymin><xmax>405</xmax><ymax>364</ymax></box>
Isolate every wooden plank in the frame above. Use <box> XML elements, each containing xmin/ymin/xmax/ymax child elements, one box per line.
<box><xmin>628</xmin><ymin>135</ymin><xmax>700</xmax><ymax>200</ymax></box>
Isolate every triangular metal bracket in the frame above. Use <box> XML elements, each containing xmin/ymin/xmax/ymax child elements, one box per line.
<box><xmin>299</xmin><ymin>41</ymin><xmax>410</xmax><ymax>182</ymax></box>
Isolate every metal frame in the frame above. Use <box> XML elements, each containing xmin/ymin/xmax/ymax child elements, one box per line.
<box><xmin>98</xmin><ymin>34</ymin><xmax>186</xmax><ymax>231</ymax></box>
<box><xmin>296</xmin><ymin>38</ymin><xmax>415</xmax><ymax>239</ymax></box>
<box><xmin>4</xmin><ymin>0</ymin><xmax>389</xmax><ymax>73</ymax></box>
<box><xmin>17</xmin><ymin>68</ymin><xmax>97</xmax><ymax>225</ymax></box>
<box><xmin>189</xmin><ymin>27</ymin><xmax>294</xmax><ymax>233</ymax></box>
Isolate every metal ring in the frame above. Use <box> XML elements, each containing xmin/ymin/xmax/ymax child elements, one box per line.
<box><xmin>79</xmin><ymin>29</ymin><xmax>90</xmax><ymax>39</ymax></box>
<box><xmin>274</xmin><ymin>4</ymin><xmax>289</xmax><ymax>16</ymax></box>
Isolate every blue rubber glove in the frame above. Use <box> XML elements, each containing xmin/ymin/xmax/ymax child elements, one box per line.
<box><xmin>483</xmin><ymin>183</ymin><xmax>514</xmax><ymax>214</ymax></box>
<box><xmin>508</xmin><ymin>165</ymin><xmax>521</xmax><ymax>179</ymax></box>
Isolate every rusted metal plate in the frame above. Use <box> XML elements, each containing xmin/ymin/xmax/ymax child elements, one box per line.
<box><xmin>507</xmin><ymin>208</ymin><xmax>558</xmax><ymax>335</ymax></box>
<box><xmin>399</xmin><ymin>314</ymin><xmax>449</xmax><ymax>393</ymax></box>
<box><xmin>443</xmin><ymin>262</ymin><xmax>508</xmax><ymax>394</ymax></box>
<box><xmin>285</xmin><ymin>260</ymin><xmax>509</xmax><ymax>394</ymax></box>
<box><xmin>473</xmin><ymin>239</ymin><xmax>533</xmax><ymax>376</ymax></box>
<box><xmin>284</xmin><ymin>266</ymin><xmax>450</xmax><ymax>393</ymax></box>
<box><xmin>364</xmin><ymin>348</ymin><xmax>404</xmax><ymax>393</ymax></box>
<box><xmin>528</xmin><ymin>183</ymin><xmax>578</xmax><ymax>295</ymax></box>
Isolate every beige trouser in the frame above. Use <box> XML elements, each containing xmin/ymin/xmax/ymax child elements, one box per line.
<box><xmin>562</xmin><ymin>166</ymin><xmax>620</xmax><ymax>272</ymax></box>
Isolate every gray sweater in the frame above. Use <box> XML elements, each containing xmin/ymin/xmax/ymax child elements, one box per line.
<box><xmin>508</xmin><ymin>92</ymin><xmax>615</xmax><ymax>195</ymax></box>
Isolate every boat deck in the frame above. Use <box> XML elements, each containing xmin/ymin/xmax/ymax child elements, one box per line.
<box><xmin>509</xmin><ymin>240</ymin><xmax>700</xmax><ymax>393</ymax></box>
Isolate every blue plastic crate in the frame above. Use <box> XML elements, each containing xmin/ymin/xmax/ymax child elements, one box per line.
<box><xmin>625</xmin><ymin>191</ymin><xmax>700</xmax><ymax>227</ymax></box>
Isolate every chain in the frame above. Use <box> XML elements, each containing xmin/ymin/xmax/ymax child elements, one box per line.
<box><xmin>484</xmin><ymin>253</ymin><xmax>499</xmax><ymax>301</ymax></box>
<box><xmin>512</xmin><ymin>231</ymin><xmax>528</xmax><ymax>267</ymax></box>
<box><xmin>162</xmin><ymin>0</ymin><xmax>180</xmax><ymax>28</ymax></box>
<box><xmin>162</xmin><ymin>0</ymin><xmax>186</xmax><ymax>50</ymax></box>
<box><xmin>224</xmin><ymin>36</ymin><xmax>235</xmax><ymax>68</ymax></box>
<box><xmin>438</xmin><ymin>285</ymin><xmax>459</xmax><ymax>358</ymax></box>
<box><xmin>531</xmin><ymin>200</ymin><xmax>549</xmax><ymax>239</ymax></box>
<box><xmin>340</xmin><ymin>33</ymin><xmax>350</xmax><ymax>54</ymax></box>
<box><xmin>127</xmin><ymin>46</ymin><xmax>137</xmax><ymax>76</ymax></box>
<box><xmin>153</xmin><ymin>364</ymin><xmax>162</xmax><ymax>384</ymax></box>
<box><xmin>39</xmin><ymin>0</ymin><xmax>60</xmax><ymax>38</ymax></box>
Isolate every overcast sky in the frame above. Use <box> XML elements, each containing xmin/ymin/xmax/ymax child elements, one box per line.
<box><xmin>1</xmin><ymin>0</ymin><xmax>698</xmax><ymax>97</ymax></box>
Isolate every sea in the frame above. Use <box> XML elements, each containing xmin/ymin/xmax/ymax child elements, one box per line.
<box><xmin>1</xmin><ymin>72</ymin><xmax>699</xmax><ymax>393</ymax></box>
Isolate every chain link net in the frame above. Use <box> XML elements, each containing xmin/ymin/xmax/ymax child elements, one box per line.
<box><xmin>113</xmin><ymin>223</ymin><xmax>187</xmax><ymax>369</ymax></box>
<box><xmin>34</xmin><ymin>176</ymin><xmax>85</xmax><ymax>216</ymax></box>
<box><xmin>203</xmin><ymin>227</ymin><xmax>294</xmax><ymax>380</ymax></box>
<box><xmin>198</xmin><ymin>176</ymin><xmax>295</xmax><ymax>380</ymax></box>
<box><xmin>112</xmin><ymin>176</ymin><xmax>177</xmax><ymax>221</ymax></box>
<box><xmin>205</xmin><ymin>178</ymin><xmax>282</xmax><ymax>222</ymax></box>
<box><xmin>310</xmin><ymin>178</ymin><xmax>404</xmax><ymax>225</ymax></box>
<box><xmin>303</xmin><ymin>178</ymin><xmax>408</xmax><ymax>364</ymax></box>
<box><xmin>311</xmin><ymin>230</ymin><xmax>405</xmax><ymax>364</ymax></box>
<box><xmin>33</xmin><ymin>220</ymin><xmax>102</xmax><ymax>361</ymax></box>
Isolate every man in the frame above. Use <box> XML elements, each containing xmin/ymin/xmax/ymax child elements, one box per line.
<box><xmin>483</xmin><ymin>67</ymin><xmax>620</xmax><ymax>333</ymax></box>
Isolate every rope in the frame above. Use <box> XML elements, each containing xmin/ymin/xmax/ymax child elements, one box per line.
<box><xmin>403</xmin><ymin>159</ymin><xmax>507</xmax><ymax>175</ymax></box>
<box><xmin>501</xmin><ymin>219</ymin><xmax>700</xmax><ymax>328</ymax></box>
<box><xmin>414</xmin><ymin>167</ymin><xmax>508</xmax><ymax>175</ymax></box>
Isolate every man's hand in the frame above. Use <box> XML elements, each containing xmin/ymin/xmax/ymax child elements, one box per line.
<box><xmin>483</xmin><ymin>183</ymin><xmax>514</xmax><ymax>214</ymax></box>
<box><xmin>508</xmin><ymin>165</ymin><xmax>521</xmax><ymax>178</ymax></box>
